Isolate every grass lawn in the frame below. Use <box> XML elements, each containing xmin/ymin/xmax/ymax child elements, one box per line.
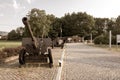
<box><xmin>0</xmin><ymin>40</ymin><xmax>21</xmax><ymax>49</ymax></box>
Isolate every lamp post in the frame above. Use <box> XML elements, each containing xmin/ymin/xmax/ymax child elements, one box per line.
<box><xmin>109</xmin><ymin>18</ymin><xmax>116</xmax><ymax>50</ymax></box>
<box><xmin>109</xmin><ymin>30</ymin><xmax>111</xmax><ymax>50</ymax></box>
<box><xmin>60</xmin><ymin>27</ymin><xmax>62</xmax><ymax>38</ymax></box>
<box><xmin>103</xmin><ymin>20</ymin><xmax>107</xmax><ymax>34</ymax></box>
<box><xmin>90</xmin><ymin>33</ymin><xmax>92</xmax><ymax>43</ymax></box>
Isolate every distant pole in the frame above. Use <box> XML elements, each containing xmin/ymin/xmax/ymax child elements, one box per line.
<box><xmin>60</xmin><ymin>27</ymin><xmax>62</xmax><ymax>38</ymax></box>
<box><xmin>90</xmin><ymin>33</ymin><xmax>92</xmax><ymax>43</ymax></box>
<box><xmin>104</xmin><ymin>20</ymin><xmax>107</xmax><ymax>34</ymax></box>
<box><xmin>109</xmin><ymin>30</ymin><xmax>111</xmax><ymax>49</ymax></box>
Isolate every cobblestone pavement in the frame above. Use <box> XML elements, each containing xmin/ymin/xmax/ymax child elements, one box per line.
<box><xmin>61</xmin><ymin>43</ymin><xmax>120</xmax><ymax>80</ymax></box>
<box><xmin>0</xmin><ymin>48</ymin><xmax>63</xmax><ymax>80</ymax></box>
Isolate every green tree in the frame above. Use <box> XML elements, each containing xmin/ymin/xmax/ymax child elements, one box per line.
<box><xmin>114</xmin><ymin>16</ymin><xmax>120</xmax><ymax>35</ymax></box>
<box><xmin>25</xmin><ymin>8</ymin><xmax>51</xmax><ymax>38</ymax></box>
<box><xmin>61</xmin><ymin>12</ymin><xmax>95</xmax><ymax>39</ymax></box>
<box><xmin>16</xmin><ymin>27</ymin><xmax>24</xmax><ymax>36</ymax></box>
<box><xmin>48</xmin><ymin>18</ymin><xmax>60</xmax><ymax>39</ymax></box>
<box><xmin>94</xmin><ymin>18</ymin><xmax>109</xmax><ymax>37</ymax></box>
<box><xmin>8</xmin><ymin>30</ymin><xmax>20</xmax><ymax>40</ymax></box>
<box><xmin>107</xmin><ymin>19</ymin><xmax>116</xmax><ymax>35</ymax></box>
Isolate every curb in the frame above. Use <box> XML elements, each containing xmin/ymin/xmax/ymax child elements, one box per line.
<box><xmin>54</xmin><ymin>48</ymin><xmax>65</xmax><ymax>80</ymax></box>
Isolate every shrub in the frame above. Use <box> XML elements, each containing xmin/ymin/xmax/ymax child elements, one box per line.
<box><xmin>112</xmin><ymin>36</ymin><xmax>117</xmax><ymax>44</ymax></box>
<box><xmin>94</xmin><ymin>35</ymin><xmax>117</xmax><ymax>44</ymax></box>
<box><xmin>0</xmin><ymin>46</ymin><xmax>22</xmax><ymax>59</ymax></box>
<box><xmin>94</xmin><ymin>35</ymin><xmax>109</xmax><ymax>44</ymax></box>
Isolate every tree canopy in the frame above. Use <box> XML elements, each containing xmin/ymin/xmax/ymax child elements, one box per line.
<box><xmin>8</xmin><ymin>8</ymin><xmax>120</xmax><ymax>43</ymax></box>
<box><xmin>61</xmin><ymin>12</ymin><xmax>95</xmax><ymax>38</ymax></box>
<box><xmin>24</xmin><ymin>8</ymin><xmax>53</xmax><ymax>38</ymax></box>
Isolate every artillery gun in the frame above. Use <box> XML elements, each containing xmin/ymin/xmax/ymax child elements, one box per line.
<box><xmin>19</xmin><ymin>17</ymin><xmax>53</xmax><ymax>67</ymax></box>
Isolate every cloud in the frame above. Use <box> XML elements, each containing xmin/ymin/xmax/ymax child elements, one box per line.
<box><xmin>0</xmin><ymin>3</ymin><xmax>12</xmax><ymax>9</ymax></box>
<box><xmin>26</xmin><ymin>0</ymin><xmax>34</xmax><ymax>4</ymax></box>
<box><xmin>13</xmin><ymin>0</ymin><xmax>25</xmax><ymax>10</ymax></box>
<box><xmin>27</xmin><ymin>0</ymin><xmax>31</xmax><ymax>4</ymax></box>
<box><xmin>13</xmin><ymin>0</ymin><xmax>19</xmax><ymax>9</ymax></box>
<box><xmin>23</xmin><ymin>6</ymin><xmax>26</xmax><ymax>9</ymax></box>
<box><xmin>0</xmin><ymin>13</ymin><xmax>4</xmax><ymax>17</ymax></box>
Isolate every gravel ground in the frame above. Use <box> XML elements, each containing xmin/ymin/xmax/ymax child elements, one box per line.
<box><xmin>0</xmin><ymin>47</ymin><xmax>63</xmax><ymax>80</ymax></box>
<box><xmin>61</xmin><ymin>43</ymin><xmax>120</xmax><ymax>80</ymax></box>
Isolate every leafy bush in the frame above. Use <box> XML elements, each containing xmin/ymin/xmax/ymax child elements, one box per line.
<box><xmin>0</xmin><ymin>51</ymin><xmax>7</xmax><ymax>59</ymax></box>
<box><xmin>111</xmin><ymin>36</ymin><xmax>116</xmax><ymax>44</ymax></box>
<box><xmin>7</xmin><ymin>30</ymin><xmax>22</xmax><ymax>40</ymax></box>
<box><xmin>94</xmin><ymin>34</ymin><xmax>117</xmax><ymax>44</ymax></box>
<box><xmin>94</xmin><ymin>35</ymin><xmax>108</xmax><ymax>44</ymax></box>
<box><xmin>0</xmin><ymin>46</ymin><xmax>22</xmax><ymax>59</ymax></box>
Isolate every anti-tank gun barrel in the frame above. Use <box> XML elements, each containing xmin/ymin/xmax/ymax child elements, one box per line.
<box><xmin>22</xmin><ymin>17</ymin><xmax>38</xmax><ymax>49</ymax></box>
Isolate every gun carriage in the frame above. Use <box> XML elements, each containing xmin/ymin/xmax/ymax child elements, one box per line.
<box><xmin>19</xmin><ymin>17</ymin><xmax>53</xmax><ymax>67</ymax></box>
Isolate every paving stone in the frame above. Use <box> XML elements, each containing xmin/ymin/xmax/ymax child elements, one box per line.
<box><xmin>0</xmin><ymin>48</ymin><xmax>63</xmax><ymax>80</ymax></box>
<box><xmin>61</xmin><ymin>43</ymin><xmax>120</xmax><ymax>80</ymax></box>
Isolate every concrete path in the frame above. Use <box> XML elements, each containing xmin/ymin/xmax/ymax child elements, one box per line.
<box><xmin>61</xmin><ymin>43</ymin><xmax>120</xmax><ymax>80</ymax></box>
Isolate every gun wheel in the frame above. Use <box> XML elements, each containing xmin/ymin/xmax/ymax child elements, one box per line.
<box><xmin>48</xmin><ymin>49</ymin><xmax>53</xmax><ymax>68</ymax></box>
<box><xmin>19</xmin><ymin>49</ymin><xmax>26</xmax><ymax>65</ymax></box>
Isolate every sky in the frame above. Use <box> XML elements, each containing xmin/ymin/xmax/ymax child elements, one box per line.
<box><xmin>0</xmin><ymin>0</ymin><xmax>120</xmax><ymax>32</ymax></box>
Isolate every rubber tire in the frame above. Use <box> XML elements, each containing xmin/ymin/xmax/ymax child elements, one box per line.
<box><xmin>19</xmin><ymin>49</ymin><xmax>25</xmax><ymax>65</ymax></box>
<box><xmin>48</xmin><ymin>49</ymin><xmax>53</xmax><ymax>68</ymax></box>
